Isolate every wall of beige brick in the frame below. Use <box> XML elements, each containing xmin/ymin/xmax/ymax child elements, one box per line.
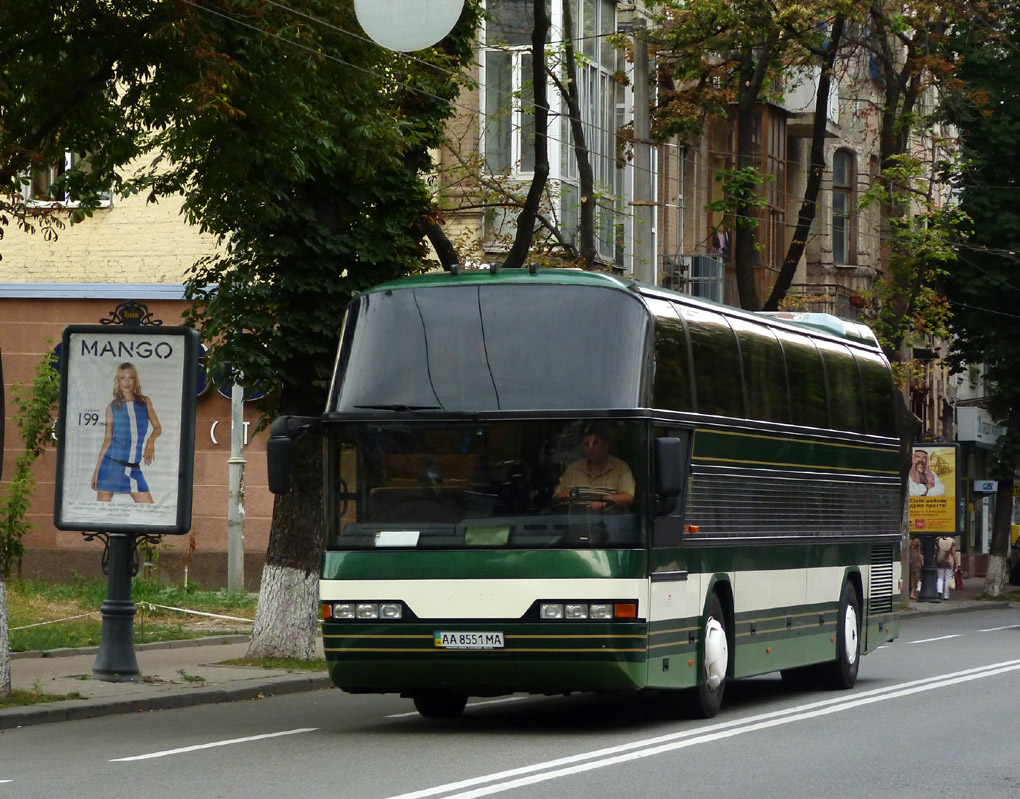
<box><xmin>1</xmin><ymin>184</ymin><xmax>219</xmax><ymax>284</ymax></box>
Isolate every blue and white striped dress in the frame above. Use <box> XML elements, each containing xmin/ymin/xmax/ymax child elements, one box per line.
<box><xmin>96</xmin><ymin>400</ymin><xmax>151</xmax><ymax>494</ymax></box>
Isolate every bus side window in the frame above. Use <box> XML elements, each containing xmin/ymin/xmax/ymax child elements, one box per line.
<box><xmin>680</xmin><ymin>305</ymin><xmax>744</xmax><ymax>418</ymax></box>
<box><xmin>728</xmin><ymin>316</ymin><xmax>791</xmax><ymax>424</ymax></box>
<box><xmin>817</xmin><ymin>340</ymin><xmax>864</xmax><ymax>433</ymax></box>
<box><xmin>776</xmin><ymin>331</ymin><xmax>830</xmax><ymax>429</ymax></box>
<box><xmin>855</xmin><ymin>349</ymin><xmax>897</xmax><ymax>437</ymax></box>
<box><xmin>646</xmin><ymin>298</ymin><xmax>694</xmax><ymax>411</ymax></box>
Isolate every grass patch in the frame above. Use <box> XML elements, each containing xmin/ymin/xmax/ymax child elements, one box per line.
<box><xmin>0</xmin><ymin>689</ymin><xmax>85</xmax><ymax>709</ymax></box>
<box><xmin>6</xmin><ymin>577</ymin><xmax>256</xmax><ymax>652</ymax></box>
<box><xmin>220</xmin><ymin>657</ymin><xmax>327</xmax><ymax>672</ymax></box>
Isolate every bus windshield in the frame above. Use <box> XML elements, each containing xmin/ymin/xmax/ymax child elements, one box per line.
<box><xmin>329</xmin><ymin>419</ymin><xmax>647</xmax><ymax>550</ymax></box>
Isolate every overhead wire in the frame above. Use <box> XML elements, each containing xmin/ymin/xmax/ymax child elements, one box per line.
<box><xmin>177</xmin><ymin>1</ymin><xmax>996</xmax><ymax>262</ymax></box>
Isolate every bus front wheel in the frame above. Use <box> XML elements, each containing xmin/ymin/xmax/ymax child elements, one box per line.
<box><xmin>818</xmin><ymin>582</ymin><xmax>860</xmax><ymax>690</ymax></box>
<box><xmin>413</xmin><ymin>692</ymin><xmax>468</xmax><ymax>719</ymax></box>
<box><xmin>687</xmin><ymin>593</ymin><xmax>729</xmax><ymax>719</ymax></box>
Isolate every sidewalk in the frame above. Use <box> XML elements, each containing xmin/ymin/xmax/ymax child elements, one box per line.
<box><xmin>1</xmin><ymin>634</ymin><xmax>331</xmax><ymax>731</ymax></box>
<box><xmin>2</xmin><ymin>577</ymin><xmax>1015</xmax><ymax>730</ymax></box>
<box><xmin>900</xmin><ymin>574</ymin><xmax>1015</xmax><ymax>618</ymax></box>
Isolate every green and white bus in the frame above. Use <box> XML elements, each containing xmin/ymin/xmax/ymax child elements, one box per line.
<box><xmin>268</xmin><ymin>269</ymin><xmax>901</xmax><ymax>719</ymax></box>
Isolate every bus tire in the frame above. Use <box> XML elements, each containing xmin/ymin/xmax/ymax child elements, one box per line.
<box><xmin>818</xmin><ymin>581</ymin><xmax>860</xmax><ymax>690</ymax></box>
<box><xmin>413</xmin><ymin>692</ymin><xmax>468</xmax><ymax>719</ymax></box>
<box><xmin>687</xmin><ymin>592</ymin><xmax>729</xmax><ymax>719</ymax></box>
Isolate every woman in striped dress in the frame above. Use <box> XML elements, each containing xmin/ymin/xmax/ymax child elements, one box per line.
<box><xmin>91</xmin><ymin>362</ymin><xmax>162</xmax><ymax>503</ymax></box>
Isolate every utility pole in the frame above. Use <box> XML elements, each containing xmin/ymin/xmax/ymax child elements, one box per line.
<box><xmin>630</xmin><ymin>18</ymin><xmax>656</xmax><ymax>285</ymax></box>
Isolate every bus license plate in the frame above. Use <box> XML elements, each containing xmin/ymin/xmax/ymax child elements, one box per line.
<box><xmin>434</xmin><ymin>631</ymin><xmax>505</xmax><ymax>650</ymax></box>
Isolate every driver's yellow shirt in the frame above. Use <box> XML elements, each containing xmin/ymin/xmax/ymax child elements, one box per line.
<box><xmin>556</xmin><ymin>455</ymin><xmax>635</xmax><ymax>497</ymax></box>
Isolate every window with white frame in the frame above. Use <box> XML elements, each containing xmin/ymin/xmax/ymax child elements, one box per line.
<box><xmin>481</xmin><ymin>0</ymin><xmax>621</xmax><ymax>261</ymax></box>
<box><xmin>23</xmin><ymin>151</ymin><xmax>112</xmax><ymax>207</ymax></box>
<box><xmin>832</xmin><ymin>149</ymin><xmax>854</xmax><ymax>265</ymax></box>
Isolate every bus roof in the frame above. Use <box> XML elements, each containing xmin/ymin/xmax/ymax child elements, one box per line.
<box><xmin>363</xmin><ymin>268</ymin><xmax>879</xmax><ymax>349</ymax></box>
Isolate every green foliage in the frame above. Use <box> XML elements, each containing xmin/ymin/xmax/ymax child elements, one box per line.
<box><xmin>943</xmin><ymin>4</ymin><xmax>1020</xmax><ymax>477</ymax></box>
<box><xmin>0</xmin><ymin>350</ymin><xmax>60</xmax><ymax>578</ymax></box>
<box><xmin>705</xmin><ymin>167</ymin><xmax>772</xmax><ymax>232</ymax></box>
<box><xmin>857</xmin><ymin>154</ymin><xmax>965</xmax><ymax>357</ymax></box>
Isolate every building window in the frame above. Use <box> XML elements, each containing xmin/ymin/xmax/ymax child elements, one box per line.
<box><xmin>764</xmin><ymin>109</ymin><xmax>787</xmax><ymax>271</ymax></box>
<box><xmin>24</xmin><ymin>151</ymin><xmax>112</xmax><ymax>208</ymax></box>
<box><xmin>481</xmin><ymin>0</ymin><xmax>620</xmax><ymax>261</ymax></box>
<box><xmin>832</xmin><ymin>149</ymin><xmax>854</xmax><ymax>265</ymax></box>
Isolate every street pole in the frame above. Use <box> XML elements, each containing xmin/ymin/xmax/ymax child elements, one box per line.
<box><xmin>92</xmin><ymin>533</ymin><xmax>140</xmax><ymax>681</ymax></box>
<box><xmin>227</xmin><ymin>381</ymin><xmax>246</xmax><ymax>592</ymax></box>
<box><xmin>632</xmin><ymin>20</ymin><xmax>656</xmax><ymax>285</ymax></box>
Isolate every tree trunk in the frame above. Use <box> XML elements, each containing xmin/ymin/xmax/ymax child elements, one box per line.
<box><xmin>983</xmin><ymin>480</ymin><xmax>1014</xmax><ymax>598</ymax></box>
<box><xmin>501</xmin><ymin>0</ymin><xmax>550</xmax><ymax>270</ymax></box>
<box><xmin>764</xmin><ymin>15</ymin><xmax>845</xmax><ymax>311</ymax></box>
<box><xmin>246</xmin><ymin>387</ymin><xmax>325</xmax><ymax>660</ymax></box>
<box><xmin>1</xmin><ymin>575</ymin><xmax>10</xmax><ymax>696</ymax></box>
<box><xmin>247</xmin><ymin>562</ymin><xmax>320</xmax><ymax>660</ymax></box>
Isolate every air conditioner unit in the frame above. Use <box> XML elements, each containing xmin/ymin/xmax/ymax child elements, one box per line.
<box><xmin>662</xmin><ymin>254</ymin><xmax>724</xmax><ymax>303</ymax></box>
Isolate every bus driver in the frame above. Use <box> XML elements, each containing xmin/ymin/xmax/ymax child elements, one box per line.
<box><xmin>555</xmin><ymin>425</ymin><xmax>635</xmax><ymax>511</ymax></box>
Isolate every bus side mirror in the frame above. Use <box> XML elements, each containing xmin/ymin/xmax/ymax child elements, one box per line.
<box><xmin>655</xmin><ymin>436</ymin><xmax>685</xmax><ymax>497</ymax></box>
<box><xmin>266</xmin><ymin>415</ymin><xmax>319</xmax><ymax>494</ymax></box>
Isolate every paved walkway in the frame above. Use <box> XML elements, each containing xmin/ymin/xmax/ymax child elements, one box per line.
<box><xmin>2</xmin><ymin>577</ymin><xmax>1014</xmax><ymax>730</ymax></box>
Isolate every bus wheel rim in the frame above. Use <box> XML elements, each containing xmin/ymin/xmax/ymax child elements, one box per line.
<box><xmin>704</xmin><ymin>617</ymin><xmax>728</xmax><ymax>689</ymax></box>
<box><xmin>844</xmin><ymin>604</ymin><xmax>859</xmax><ymax>665</ymax></box>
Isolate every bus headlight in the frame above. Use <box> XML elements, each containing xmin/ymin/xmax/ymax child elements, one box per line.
<box><xmin>324</xmin><ymin>601</ymin><xmax>406</xmax><ymax>620</ymax></box>
<box><xmin>538</xmin><ymin>601</ymin><xmax>638</xmax><ymax>621</ymax></box>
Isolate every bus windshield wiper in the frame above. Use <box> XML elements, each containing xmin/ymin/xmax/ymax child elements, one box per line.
<box><xmin>353</xmin><ymin>404</ymin><xmax>443</xmax><ymax>411</ymax></box>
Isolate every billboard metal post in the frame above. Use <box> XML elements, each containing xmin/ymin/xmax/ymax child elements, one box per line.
<box><xmin>91</xmin><ymin>533</ymin><xmax>140</xmax><ymax>681</ymax></box>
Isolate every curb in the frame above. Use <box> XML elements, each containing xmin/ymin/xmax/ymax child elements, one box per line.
<box><xmin>899</xmin><ymin>600</ymin><xmax>1013</xmax><ymax>619</ymax></box>
<box><xmin>0</xmin><ymin>672</ymin><xmax>334</xmax><ymax>731</ymax></box>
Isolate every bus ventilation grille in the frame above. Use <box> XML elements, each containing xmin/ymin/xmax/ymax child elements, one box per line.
<box><xmin>868</xmin><ymin>544</ymin><xmax>895</xmax><ymax>615</ymax></box>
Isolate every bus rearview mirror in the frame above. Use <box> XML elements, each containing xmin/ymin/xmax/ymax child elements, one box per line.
<box><xmin>655</xmin><ymin>436</ymin><xmax>685</xmax><ymax>496</ymax></box>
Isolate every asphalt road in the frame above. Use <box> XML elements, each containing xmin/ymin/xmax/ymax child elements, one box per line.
<box><xmin>2</xmin><ymin>606</ymin><xmax>1017</xmax><ymax>799</ymax></box>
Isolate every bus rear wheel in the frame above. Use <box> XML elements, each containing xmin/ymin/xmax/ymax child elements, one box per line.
<box><xmin>686</xmin><ymin>593</ymin><xmax>729</xmax><ymax>719</ymax></box>
<box><xmin>413</xmin><ymin>692</ymin><xmax>468</xmax><ymax>719</ymax></box>
<box><xmin>817</xmin><ymin>581</ymin><xmax>860</xmax><ymax>690</ymax></box>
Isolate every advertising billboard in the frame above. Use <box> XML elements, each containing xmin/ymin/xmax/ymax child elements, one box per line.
<box><xmin>54</xmin><ymin>325</ymin><xmax>199</xmax><ymax>535</ymax></box>
<box><xmin>908</xmin><ymin>444</ymin><xmax>958</xmax><ymax>533</ymax></box>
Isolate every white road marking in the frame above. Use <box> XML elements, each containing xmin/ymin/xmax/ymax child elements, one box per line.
<box><xmin>907</xmin><ymin>634</ymin><xmax>962</xmax><ymax>644</ymax></box>
<box><xmin>387</xmin><ymin>696</ymin><xmax>530</xmax><ymax>719</ymax></box>
<box><xmin>384</xmin><ymin>660</ymin><xmax>1020</xmax><ymax>799</ymax></box>
<box><xmin>110</xmin><ymin>728</ymin><xmax>318</xmax><ymax>762</ymax></box>
<box><xmin>979</xmin><ymin>625</ymin><xmax>1020</xmax><ymax>632</ymax></box>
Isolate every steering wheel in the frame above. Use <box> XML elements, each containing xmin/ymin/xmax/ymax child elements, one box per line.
<box><xmin>552</xmin><ymin>491</ymin><xmax>617</xmax><ymax>511</ymax></box>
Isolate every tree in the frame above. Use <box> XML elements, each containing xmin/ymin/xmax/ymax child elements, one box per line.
<box><xmin>942</xmin><ymin>2</ymin><xmax>1020</xmax><ymax>596</ymax></box>
<box><xmin>650</xmin><ymin>0</ymin><xmax>850</xmax><ymax>310</ymax></box>
<box><xmin>1</xmin><ymin>0</ymin><xmax>482</xmax><ymax>658</ymax></box>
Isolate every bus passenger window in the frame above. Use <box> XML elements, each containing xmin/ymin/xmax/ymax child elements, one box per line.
<box><xmin>855</xmin><ymin>350</ymin><xmax>897</xmax><ymax>437</ymax></box>
<box><xmin>728</xmin><ymin>316</ymin><xmax>790</xmax><ymax>424</ymax></box>
<box><xmin>646</xmin><ymin>298</ymin><xmax>693</xmax><ymax>411</ymax></box>
<box><xmin>776</xmin><ymin>331</ymin><xmax>829</xmax><ymax>429</ymax></box>
<box><xmin>680</xmin><ymin>306</ymin><xmax>744</xmax><ymax>418</ymax></box>
<box><xmin>817</xmin><ymin>340</ymin><xmax>864</xmax><ymax>433</ymax></box>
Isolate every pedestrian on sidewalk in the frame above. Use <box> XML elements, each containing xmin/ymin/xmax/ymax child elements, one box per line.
<box><xmin>909</xmin><ymin>536</ymin><xmax>923</xmax><ymax>600</ymax></box>
<box><xmin>935</xmin><ymin>534</ymin><xmax>957</xmax><ymax>600</ymax></box>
